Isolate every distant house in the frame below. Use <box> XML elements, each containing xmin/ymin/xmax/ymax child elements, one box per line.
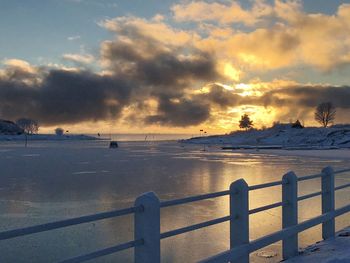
<box><xmin>0</xmin><ymin>119</ymin><xmax>24</xmax><ymax>135</ymax></box>
<box><xmin>291</xmin><ymin>120</ymin><xmax>304</xmax><ymax>129</ymax></box>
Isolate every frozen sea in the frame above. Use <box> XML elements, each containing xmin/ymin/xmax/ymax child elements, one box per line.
<box><xmin>0</xmin><ymin>138</ymin><xmax>349</xmax><ymax>263</ymax></box>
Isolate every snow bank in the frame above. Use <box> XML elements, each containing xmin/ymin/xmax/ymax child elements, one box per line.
<box><xmin>183</xmin><ymin>126</ymin><xmax>350</xmax><ymax>149</ymax></box>
<box><xmin>285</xmin><ymin>227</ymin><xmax>350</xmax><ymax>263</ymax></box>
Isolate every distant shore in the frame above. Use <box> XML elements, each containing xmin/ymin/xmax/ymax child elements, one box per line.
<box><xmin>0</xmin><ymin>134</ymin><xmax>99</xmax><ymax>141</ymax></box>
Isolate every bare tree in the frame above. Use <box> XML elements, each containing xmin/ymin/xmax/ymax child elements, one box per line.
<box><xmin>314</xmin><ymin>102</ymin><xmax>336</xmax><ymax>127</ymax></box>
<box><xmin>239</xmin><ymin>114</ymin><xmax>254</xmax><ymax>131</ymax></box>
<box><xmin>16</xmin><ymin>118</ymin><xmax>39</xmax><ymax>134</ymax></box>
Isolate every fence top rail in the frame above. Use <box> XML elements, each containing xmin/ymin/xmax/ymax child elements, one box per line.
<box><xmin>160</xmin><ymin>189</ymin><xmax>230</xmax><ymax>208</ymax></box>
<box><xmin>249</xmin><ymin>201</ymin><xmax>283</xmax><ymax>215</ymax></box>
<box><xmin>160</xmin><ymin>181</ymin><xmax>285</xmax><ymax>208</ymax></box>
<box><xmin>297</xmin><ymin>168</ymin><xmax>349</xmax><ymax>182</ymax></box>
<box><xmin>297</xmin><ymin>172</ymin><xmax>323</xmax><ymax>181</ymax></box>
<box><xmin>248</xmin><ymin>180</ymin><xmax>283</xmax><ymax>191</ymax></box>
<box><xmin>334</xmin><ymin>168</ymin><xmax>350</xmax><ymax>174</ymax></box>
<box><xmin>0</xmin><ymin>206</ymin><xmax>139</xmax><ymax>241</ymax></box>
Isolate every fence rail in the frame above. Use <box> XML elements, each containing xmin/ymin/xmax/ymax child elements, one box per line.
<box><xmin>1</xmin><ymin>166</ymin><xmax>350</xmax><ymax>262</ymax></box>
<box><xmin>0</xmin><ymin>206</ymin><xmax>139</xmax><ymax>241</ymax></box>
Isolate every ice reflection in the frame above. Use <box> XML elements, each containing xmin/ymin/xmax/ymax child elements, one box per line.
<box><xmin>0</xmin><ymin>141</ymin><xmax>349</xmax><ymax>262</ymax></box>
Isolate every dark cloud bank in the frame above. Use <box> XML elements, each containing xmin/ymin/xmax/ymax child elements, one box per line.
<box><xmin>2</xmin><ymin>64</ymin><xmax>349</xmax><ymax>127</ymax></box>
<box><xmin>0</xmin><ymin>19</ymin><xmax>223</xmax><ymax>127</ymax></box>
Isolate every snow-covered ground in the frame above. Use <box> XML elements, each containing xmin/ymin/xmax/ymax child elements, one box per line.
<box><xmin>184</xmin><ymin>125</ymin><xmax>350</xmax><ymax>149</ymax></box>
<box><xmin>285</xmin><ymin>227</ymin><xmax>350</xmax><ymax>263</ymax></box>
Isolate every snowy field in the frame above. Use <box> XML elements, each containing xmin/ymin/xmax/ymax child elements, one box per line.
<box><xmin>185</xmin><ymin>126</ymin><xmax>350</xmax><ymax>149</ymax></box>
<box><xmin>0</xmin><ymin>140</ymin><xmax>350</xmax><ymax>262</ymax></box>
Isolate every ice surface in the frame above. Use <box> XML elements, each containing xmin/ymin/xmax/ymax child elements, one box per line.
<box><xmin>0</xmin><ymin>140</ymin><xmax>349</xmax><ymax>262</ymax></box>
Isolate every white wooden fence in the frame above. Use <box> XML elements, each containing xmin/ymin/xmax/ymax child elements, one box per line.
<box><xmin>1</xmin><ymin>166</ymin><xmax>350</xmax><ymax>262</ymax></box>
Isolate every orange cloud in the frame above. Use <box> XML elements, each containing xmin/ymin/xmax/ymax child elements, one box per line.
<box><xmin>172</xmin><ymin>0</ymin><xmax>273</xmax><ymax>26</ymax></box>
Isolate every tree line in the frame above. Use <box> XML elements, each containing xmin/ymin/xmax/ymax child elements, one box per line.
<box><xmin>14</xmin><ymin>118</ymin><xmax>64</xmax><ymax>136</ymax></box>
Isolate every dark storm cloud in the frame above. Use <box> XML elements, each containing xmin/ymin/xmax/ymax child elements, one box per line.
<box><xmin>145</xmin><ymin>95</ymin><xmax>210</xmax><ymax>126</ymax></box>
<box><xmin>200</xmin><ymin>84</ymin><xmax>241</xmax><ymax>108</ymax></box>
<box><xmin>0</xmin><ymin>70</ymin><xmax>133</xmax><ymax>125</ymax></box>
<box><xmin>0</xmin><ymin>29</ymin><xmax>221</xmax><ymax>127</ymax></box>
<box><xmin>102</xmin><ymin>37</ymin><xmax>220</xmax><ymax>88</ymax></box>
<box><xmin>259</xmin><ymin>86</ymin><xmax>350</xmax><ymax>109</ymax></box>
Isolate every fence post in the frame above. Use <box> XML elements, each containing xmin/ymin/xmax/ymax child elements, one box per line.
<box><xmin>282</xmin><ymin>171</ymin><xmax>298</xmax><ymax>260</ymax></box>
<box><xmin>321</xmin><ymin>166</ymin><xmax>335</xmax><ymax>240</ymax></box>
<box><xmin>230</xmin><ymin>179</ymin><xmax>249</xmax><ymax>263</ymax></box>
<box><xmin>134</xmin><ymin>192</ymin><xmax>160</xmax><ymax>263</ymax></box>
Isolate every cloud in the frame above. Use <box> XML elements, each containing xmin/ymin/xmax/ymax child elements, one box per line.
<box><xmin>261</xmin><ymin>85</ymin><xmax>350</xmax><ymax>109</ymax></box>
<box><xmin>145</xmin><ymin>96</ymin><xmax>210</xmax><ymax>126</ymax></box>
<box><xmin>0</xmin><ymin>69</ymin><xmax>133</xmax><ymax>125</ymax></box>
<box><xmin>99</xmin><ymin>16</ymin><xmax>198</xmax><ymax>47</ymax></box>
<box><xmin>99</xmin><ymin>16</ymin><xmax>222</xmax><ymax>85</ymax></box>
<box><xmin>172</xmin><ymin>0</ymin><xmax>274</xmax><ymax>26</ymax></box>
<box><xmin>174</xmin><ymin>1</ymin><xmax>350</xmax><ymax>72</ymax></box>
<box><xmin>62</xmin><ymin>53</ymin><xmax>94</xmax><ymax>64</ymax></box>
<box><xmin>199</xmin><ymin>84</ymin><xmax>241</xmax><ymax>109</ymax></box>
<box><xmin>67</xmin><ymin>35</ymin><xmax>81</xmax><ymax>41</ymax></box>
<box><xmin>98</xmin><ymin>16</ymin><xmax>224</xmax><ymax>127</ymax></box>
<box><xmin>1</xmin><ymin>59</ymin><xmax>40</xmax><ymax>85</ymax></box>
<box><xmin>0</xmin><ymin>16</ymin><xmax>223</xmax><ymax>128</ymax></box>
<box><xmin>3</xmin><ymin>59</ymin><xmax>37</xmax><ymax>74</ymax></box>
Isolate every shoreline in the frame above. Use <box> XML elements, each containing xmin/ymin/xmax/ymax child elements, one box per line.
<box><xmin>225</xmin><ymin>148</ymin><xmax>350</xmax><ymax>160</ymax></box>
<box><xmin>0</xmin><ymin>134</ymin><xmax>99</xmax><ymax>141</ymax></box>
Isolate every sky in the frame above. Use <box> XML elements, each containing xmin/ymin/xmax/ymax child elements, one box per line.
<box><xmin>1</xmin><ymin>0</ymin><xmax>350</xmax><ymax>134</ymax></box>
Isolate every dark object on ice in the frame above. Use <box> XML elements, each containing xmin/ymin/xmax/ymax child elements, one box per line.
<box><xmin>109</xmin><ymin>141</ymin><xmax>119</xmax><ymax>148</ymax></box>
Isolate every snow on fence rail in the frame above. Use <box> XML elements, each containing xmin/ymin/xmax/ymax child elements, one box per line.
<box><xmin>1</xmin><ymin>166</ymin><xmax>350</xmax><ymax>263</ymax></box>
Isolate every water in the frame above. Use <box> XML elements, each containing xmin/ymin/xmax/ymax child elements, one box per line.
<box><xmin>0</xmin><ymin>140</ymin><xmax>349</xmax><ymax>262</ymax></box>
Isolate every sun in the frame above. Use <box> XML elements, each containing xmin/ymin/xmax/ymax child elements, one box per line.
<box><xmin>235</xmin><ymin>83</ymin><xmax>255</xmax><ymax>96</ymax></box>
